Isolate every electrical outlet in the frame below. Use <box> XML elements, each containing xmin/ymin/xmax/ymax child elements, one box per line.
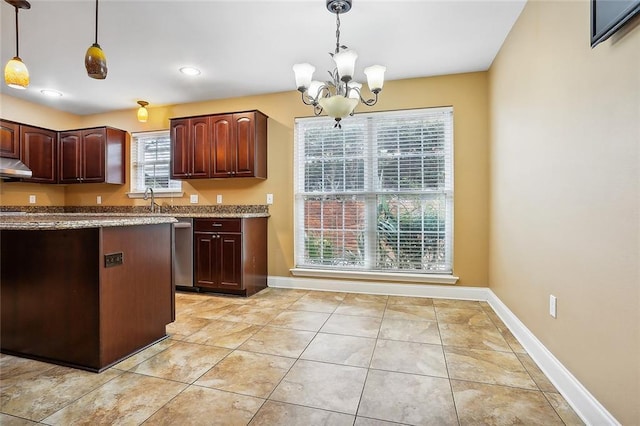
<box><xmin>104</xmin><ymin>252</ymin><xmax>124</xmax><ymax>268</ymax></box>
<box><xmin>266</xmin><ymin>193</ymin><xmax>274</xmax><ymax>205</ymax></box>
<box><xmin>96</xmin><ymin>196</ymin><xmax>102</xmax><ymax>205</ymax></box>
<box><xmin>190</xmin><ymin>194</ymin><xmax>198</xmax><ymax>204</ymax></box>
<box><xmin>549</xmin><ymin>295</ymin><xmax>557</xmax><ymax>318</ymax></box>
<box><xmin>29</xmin><ymin>195</ymin><xmax>36</xmax><ymax>204</ymax></box>
<box><xmin>216</xmin><ymin>194</ymin><xmax>223</xmax><ymax>204</ymax></box>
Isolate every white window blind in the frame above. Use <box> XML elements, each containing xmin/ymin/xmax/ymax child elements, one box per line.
<box><xmin>130</xmin><ymin>131</ymin><xmax>182</xmax><ymax>193</ymax></box>
<box><xmin>294</xmin><ymin>107</ymin><xmax>454</xmax><ymax>274</ymax></box>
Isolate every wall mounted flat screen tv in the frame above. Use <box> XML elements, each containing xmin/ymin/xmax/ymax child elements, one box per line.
<box><xmin>591</xmin><ymin>0</ymin><xmax>640</xmax><ymax>47</ymax></box>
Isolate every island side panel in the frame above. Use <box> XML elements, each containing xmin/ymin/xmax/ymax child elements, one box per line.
<box><xmin>99</xmin><ymin>223</ymin><xmax>173</xmax><ymax>367</ymax></box>
<box><xmin>0</xmin><ymin>228</ymin><xmax>101</xmax><ymax>369</ymax></box>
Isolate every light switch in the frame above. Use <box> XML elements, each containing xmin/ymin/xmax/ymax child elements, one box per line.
<box><xmin>266</xmin><ymin>193</ymin><xmax>274</xmax><ymax>205</ymax></box>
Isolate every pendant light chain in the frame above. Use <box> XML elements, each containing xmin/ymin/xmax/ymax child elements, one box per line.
<box><xmin>94</xmin><ymin>0</ymin><xmax>99</xmax><ymax>44</ymax></box>
<box><xmin>14</xmin><ymin>5</ymin><xmax>19</xmax><ymax>57</ymax></box>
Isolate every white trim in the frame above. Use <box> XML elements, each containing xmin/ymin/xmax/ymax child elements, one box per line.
<box><xmin>486</xmin><ymin>290</ymin><xmax>620</xmax><ymax>426</ymax></box>
<box><xmin>270</xmin><ymin>275</ymin><xmax>481</xmax><ymax>299</ymax></box>
<box><xmin>126</xmin><ymin>191</ymin><xmax>184</xmax><ymax>199</ymax></box>
<box><xmin>266</xmin><ymin>275</ymin><xmax>619</xmax><ymax>425</ymax></box>
<box><xmin>289</xmin><ymin>268</ymin><xmax>458</xmax><ymax>285</ymax></box>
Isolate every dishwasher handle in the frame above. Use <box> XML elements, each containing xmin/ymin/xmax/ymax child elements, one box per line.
<box><xmin>173</xmin><ymin>222</ymin><xmax>192</xmax><ymax>229</ymax></box>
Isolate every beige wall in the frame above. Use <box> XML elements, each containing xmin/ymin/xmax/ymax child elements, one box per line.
<box><xmin>488</xmin><ymin>0</ymin><xmax>639</xmax><ymax>423</ymax></box>
<box><xmin>0</xmin><ymin>72</ymin><xmax>490</xmax><ymax>286</ymax></box>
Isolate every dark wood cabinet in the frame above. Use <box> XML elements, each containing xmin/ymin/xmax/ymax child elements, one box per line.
<box><xmin>20</xmin><ymin>125</ymin><xmax>57</xmax><ymax>183</ymax></box>
<box><xmin>170</xmin><ymin>117</ymin><xmax>211</xmax><ymax>179</ymax></box>
<box><xmin>59</xmin><ymin>127</ymin><xmax>125</xmax><ymax>184</ymax></box>
<box><xmin>0</xmin><ymin>120</ymin><xmax>20</xmax><ymax>159</ymax></box>
<box><xmin>171</xmin><ymin>110</ymin><xmax>267</xmax><ymax>180</ymax></box>
<box><xmin>194</xmin><ymin>217</ymin><xmax>267</xmax><ymax>296</ymax></box>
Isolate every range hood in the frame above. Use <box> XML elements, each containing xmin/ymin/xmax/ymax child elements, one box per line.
<box><xmin>0</xmin><ymin>157</ymin><xmax>33</xmax><ymax>179</ymax></box>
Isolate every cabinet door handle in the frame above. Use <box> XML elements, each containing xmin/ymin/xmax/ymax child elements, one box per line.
<box><xmin>211</xmin><ymin>223</ymin><xmax>222</xmax><ymax>227</ymax></box>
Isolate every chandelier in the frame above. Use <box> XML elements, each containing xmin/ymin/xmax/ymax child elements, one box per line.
<box><xmin>293</xmin><ymin>0</ymin><xmax>386</xmax><ymax>128</ymax></box>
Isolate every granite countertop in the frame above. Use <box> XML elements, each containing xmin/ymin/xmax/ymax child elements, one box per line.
<box><xmin>0</xmin><ymin>214</ymin><xmax>178</xmax><ymax>230</ymax></box>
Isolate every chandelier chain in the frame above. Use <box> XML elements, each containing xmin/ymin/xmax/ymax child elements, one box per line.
<box><xmin>335</xmin><ymin>11</ymin><xmax>341</xmax><ymax>54</ymax></box>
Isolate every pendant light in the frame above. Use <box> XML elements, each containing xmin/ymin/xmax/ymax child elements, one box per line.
<box><xmin>85</xmin><ymin>0</ymin><xmax>107</xmax><ymax>79</ymax></box>
<box><xmin>137</xmin><ymin>101</ymin><xmax>149</xmax><ymax>123</ymax></box>
<box><xmin>4</xmin><ymin>0</ymin><xmax>31</xmax><ymax>90</ymax></box>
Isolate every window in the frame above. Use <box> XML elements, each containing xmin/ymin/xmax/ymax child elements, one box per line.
<box><xmin>130</xmin><ymin>131</ymin><xmax>182</xmax><ymax>195</ymax></box>
<box><xmin>294</xmin><ymin>107</ymin><xmax>454</xmax><ymax>275</ymax></box>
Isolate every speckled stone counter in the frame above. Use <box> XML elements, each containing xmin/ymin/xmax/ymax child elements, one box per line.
<box><xmin>0</xmin><ymin>205</ymin><xmax>270</xmax><ymax>219</ymax></box>
<box><xmin>0</xmin><ymin>213</ymin><xmax>178</xmax><ymax>230</ymax></box>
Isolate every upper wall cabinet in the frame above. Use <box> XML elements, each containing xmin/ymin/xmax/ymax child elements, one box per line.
<box><xmin>170</xmin><ymin>116</ymin><xmax>211</xmax><ymax>179</ymax></box>
<box><xmin>0</xmin><ymin>120</ymin><xmax>20</xmax><ymax>159</ymax></box>
<box><xmin>170</xmin><ymin>110</ymin><xmax>267</xmax><ymax>180</ymax></box>
<box><xmin>59</xmin><ymin>127</ymin><xmax>125</xmax><ymax>184</ymax></box>
<box><xmin>20</xmin><ymin>125</ymin><xmax>57</xmax><ymax>183</ymax></box>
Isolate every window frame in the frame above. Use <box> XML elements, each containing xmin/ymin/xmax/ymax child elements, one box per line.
<box><xmin>292</xmin><ymin>107</ymin><xmax>456</xmax><ymax>283</ymax></box>
<box><xmin>128</xmin><ymin>130</ymin><xmax>183</xmax><ymax>198</ymax></box>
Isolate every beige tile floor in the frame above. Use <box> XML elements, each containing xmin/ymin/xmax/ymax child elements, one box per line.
<box><xmin>0</xmin><ymin>287</ymin><xmax>585</xmax><ymax>425</ymax></box>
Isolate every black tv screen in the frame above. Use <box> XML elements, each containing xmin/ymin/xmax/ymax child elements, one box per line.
<box><xmin>591</xmin><ymin>0</ymin><xmax>640</xmax><ymax>47</ymax></box>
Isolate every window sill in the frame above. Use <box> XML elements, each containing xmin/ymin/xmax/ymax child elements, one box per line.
<box><xmin>127</xmin><ymin>191</ymin><xmax>184</xmax><ymax>199</ymax></box>
<box><xmin>289</xmin><ymin>268</ymin><xmax>459</xmax><ymax>285</ymax></box>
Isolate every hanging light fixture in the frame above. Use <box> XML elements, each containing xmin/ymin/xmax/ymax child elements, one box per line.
<box><xmin>85</xmin><ymin>0</ymin><xmax>107</xmax><ymax>79</ymax></box>
<box><xmin>136</xmin><ymin>101</ymin><xmax>149</xmax><ymax>122</ymax></box>
<box><xmin>293</xmin><ymin>0</ymin><xmax>386</xmax><ymax>128</ymax></box>
<box><xmin>4</xmin><ymin>0</ymin><xmax>31</xmax><ymax>90</ymax></box>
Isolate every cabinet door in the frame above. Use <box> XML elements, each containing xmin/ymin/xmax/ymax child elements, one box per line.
<box><xmin>190</xmin><ymin>117</ymin><xmax>211</xmax><ymax>178</ymax></box>
<box><xmin>20</xmin><ymin>126</ymin><xmax>57</xmax><ymax>183</ymax></box>
<box><xmin>233</xmin><ymin>112</ymin><xmax>255</xmax><ymax>177</ymax></box>
<box><xmin>170</xmin><ymin>119</ymin><xmax>190</xmax><ymax>179</ymax></box>
<box><xmin>195</xmin><ymin>232</ymin><xmax>219</xmax><ymax>288</ymax></box>
<box><xmin>59</xmin><ymin>131</ymin><xmax>82</xmax><ymax>183</ymax></box>
<box><xmin>81</xmin><ymin>129</ymin><xmax>105</xmax><ymax>182</ymax></box>
<box><xmin>0</xmin><ymin>120</ymin><xmax>20</xmax><ymax>159</ymax></box>
<box><xmin>218</xmin><ymin>233</ymin><xmax>243</xmax><ymax>290</ymax></box>
<box><xmin>210</xmin><ymin>114</ymin><xmax>234</xmax><ymax>178</ymax></box>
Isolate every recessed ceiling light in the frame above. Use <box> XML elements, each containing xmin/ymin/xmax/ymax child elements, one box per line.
<box><xmin>179</xmin><ymin>66</ymin><xmax>201</xmax><ymax>76</ymax></box>
<box><xmin>41</xmin><ymin>89</ymin><xmax>63</xmax><ymax>97</ymax></box>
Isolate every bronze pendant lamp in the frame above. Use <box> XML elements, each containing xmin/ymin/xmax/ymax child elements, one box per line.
<box><xmin>85</xmin><ymin>0</ymin><xmax>107</xmax><ymax>79</ymax></box>
<box><xmin>4</xmin><ymin>0</ymin><xmax>31</xmax><ymax>89</ymax></box>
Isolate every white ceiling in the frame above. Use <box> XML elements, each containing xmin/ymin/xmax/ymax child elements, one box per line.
<box><xmin>0</xmin><ymin>0</ymin><xmax>526</xmax><ymax>116</ymax></box>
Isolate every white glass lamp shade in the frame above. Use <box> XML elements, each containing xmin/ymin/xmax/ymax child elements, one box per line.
<box><xmin>4</xmin><ymin>57</ymin><xmax>29</xmax><ymax>89</ymax></box>
<box><xmin>307</xmin><ymin>80</ymin><xmax>324</xmax><ymax>101</ymax></box>
<box><xmin>293</xmin><ymin>63</ymin><xmax>315</xmax><ymax>91</ymax></box>
<box><xmin>333</xmin><ymin>49</ymin><xmax>358</xmax><ymax>82</ymax></box>
<box><xmin>364</xmin><ymin>65</ymin><xmax>386</xmax><ymax>92</ymax></box>
<box><xmin>347</xmin><ymin>81</ymin><xmax>362</xmax><ymax>99</ymax></box>
<box><xmin>318</xmin><ymin>95</ymin><xmax>358</xmax><ymax>120</ymax></box>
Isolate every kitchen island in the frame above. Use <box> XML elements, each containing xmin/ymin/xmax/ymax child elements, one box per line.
<box><xmin>0</xmin><ymin>214</ymin><xmax>177</xmax><ymax>372</ymax></box>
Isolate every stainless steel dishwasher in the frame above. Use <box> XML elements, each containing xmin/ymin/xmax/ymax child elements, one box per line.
<box><xmin>172</xmin><ymin>218</ymin><xmax>195</xmax><ymax>290</ymax></box>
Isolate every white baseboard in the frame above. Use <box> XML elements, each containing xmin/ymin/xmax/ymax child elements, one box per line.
<box><xmin>486</xmin><ymin>290</ymin><xmax>620</xmax><ymax>426</ymax></box>
<box><xmin>268</xmin><ymin>275</ymin><xmax>487</xmax><ymax>300</ymax></box>
<box><xmin>267</xmin><ymin>275</ymin><xmax>619</xmax><ymax>426</ymax></box>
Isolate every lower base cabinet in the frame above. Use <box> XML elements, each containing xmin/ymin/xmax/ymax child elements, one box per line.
<box><xmin>194</xmin><ymin>217</ymin><xmax>267</xmax><ymax>296</ymax></box>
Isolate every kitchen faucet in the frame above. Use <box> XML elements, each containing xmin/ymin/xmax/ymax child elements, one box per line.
<box><xmin>143</xmin><ymin>187</ymin><xmax>159</xmax><ymax>213</ymax></box>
